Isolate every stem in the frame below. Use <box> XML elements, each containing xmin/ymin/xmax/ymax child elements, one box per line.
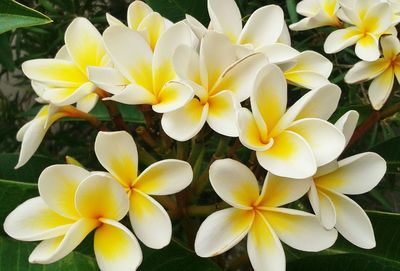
<box><xmin>347</xmin><ymin>102</ymin><xmax>400</xmax><ymax>148</ymax></box>
<box><xmin>62</xmin><ymin>106</ymin><xmax>108</xmax><ymax>131</ymax></box>
<box><xmin>135</xmin><ymin>126</ymin><xmax>158</xmax><ymax>148</ymax></box>
<box><xmin>153</xmin><ymin>195</ymin><xmax>179</xmax><ymax>219</ymax></box>
<box><xmin>95</xmin><ymin>88</ymin><xmax>129</xmax><ymax>131</ymax></box>
<box><xmin>137</xmin><ymin>146</ymin><xmax>157</xmax><ymax>166</ymax></box>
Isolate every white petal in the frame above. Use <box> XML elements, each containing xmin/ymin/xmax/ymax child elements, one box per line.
<box><xmin>134</xmin><ymin>159</ymin><xmax>193</xmax><ymax>195</ymax></box>
<box><xmin>381</xmin><ymin>35</ymin><xmax>400</xmax><ymax>58</ymax></box>
<box><xmin>76</xmin><ymin>93</ymin><xmax>98</xmax><ymax>113</ymax></box>
<box><xmin>94</xmin><ymin>219</ymin><xmax>142</xmax><ymax>271</ymax></box>
<box><xmin>4</xmin><ymin>197</ymin><xmax>74</xmax><ymax>241</ymax></box>
<box><xmin>335</xmin><ymin>110</ymin><xmax>359</xmax><ymax>145</ymax></box>
<box><xmin>185</xmin><ymin>14</ymin><xmax>207</xmax><ymax>40</ymax></box>
<box><xmin>43</xmin><ymin>82</ymin><xmax>96</xmax><ymax>106</ymax></box>
<box><xmin>39</xmin><ymin>164</ymin><xmax>90</xmax><ymax>220</ymax></box>
<box><xmin>247</xmin><ymin>211</ymin><xmax>285</xmax><ymax>271</ymax></box>
<box><xmin>107</xmin><ymin>83</ymin><xmax>157</xmax><ymax>105</ymax></box>
<box><xmin>315</xmin><ymin>152</ymin><xmax>386</xmax><ymax>194</ymax></box>
<box><xmin>323</xmin><ymin>189</ymin><xmax>376</xmax><ymax>248</ymax></box>
<box><xmin>195</xmin><ymin>208</ymin><xmax>254</xmax><ymax>257</ymax></box>
<box><xmin>127</xmin><ymin>1</ymin><xmax>153</xmax><ymax>30</ymax></box>
<box><xmin>87</xmin><ymin>66</ymin><xmax>129</xmax><ymax>94</ymax></box>
<box><xmin>106</xmin><ymin>13</ymin><xmax>125</xmax><ymax>27</ymax></box>
<box><xmin>285</xmin><ymin>50</ymin><xmax>332</xmax><ymax>78</ymax></box>
<box><xmin>239</xmin><ymin>5</ymin><xmax>284</xmax><ymax>48</ymax></box>
<box><xmin>65</xmin><ymin>17</ymin><xmax>106</xmax><ymax>73</ymax></box>
<box><xmin>237</xmin><ymin>108</ymin><xmax>271</xmax><ymax>151</ymax></box>
<box><xmin>257</xmin><ymin>43</ymin><xmax>299</xmax><ymax>64</ymax></box>
<box><xmin>75</xmin><ymin>173</ymin><xmax>130</xmax><ymax>221</ymax></box>
<box><xmin>207</xmin><ymin>0</ymin><xmax>242</xmax><ymax>43</ymax></box>
<box><xmin>261</xmin><ymin>208</ymin><xmax>338</xmax><ymax>251</ymax></box>
<box><xmin>257</xmin><ymin>130</ymin><xmax>317</xmax><ymax>179</ymax></box>
<box><xmin>152</xmin><ymin>81</ymin><xmax>194</xmax><ymax>113</ymax></box>
<box><xmin>355</xmin><ymin>34</ymin><xmax>380</xmax><ymax>61</ymax></box>
<box><xmin>288</xmin><ymin>118</ymin><xmax>346</xmax><ymax>166</ymax></box>
<box><xmin>368</xmin><ymin>66</ymin><xmax>394</xmax><ymax>110</ymax></box>
<box><xmin>285</xmin><ymin>71</ymin><xmax>331</xmax><ymax>89</ymax></box>
<box><xmin>209</xmin><ymin>159</ymin><xmax>260</xmax><ymax>209</ymax></box>
<box><xmin>29</xmin><ymin>218</ymin><xmax>99</xmax><ymax>264</ymax></box>
<box><xmin>173</xmin><ymin>45</ymin><xmax>201</xmax><ymax>84</ymax></box>
<box><xmin>344</xmin><ymin>59</ymin><xmax>389</xmax><ymax>84</ymax></box>
<box><xmin>137</xmin><ymin>12</ymin><xmax>165</xmax><ymax>50</ymax></box>
<box><xmin>324</xmin><ymin>27</ymin><xmax>361</xmax><ymax>54</ymax></box>
<box><xmin>161</xmin><ymin>99</ymin><xmax>208</xmax><ymax>141</ymax></box>
<box><xmin>129</xmin><ymin>189</ymin><xmax>171</xmax><ymax>249</ymax></box>
<box><xmin>94</xmin><ymin>131</ymin><xmax>138</xmax><ymax>187</ymax></box>
<box><xmin>55</xmin><ymin>45</ymin><xmax>71</xmax><ymax>61</ymax></box>
<box><xmin>207</xmin><ymin>91</ymin><xmax>239</xmax><ymax>137</ymax></box>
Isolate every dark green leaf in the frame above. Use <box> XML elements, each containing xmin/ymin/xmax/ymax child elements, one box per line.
<box><xmin>370</xmin><ymin>136</ymin><xmax>400</xmax><ymax>175</ymax></box>
<box><xmin>139</xmin><ymin>240</ymin><xmax>222</xmax><ymax>271</ymax></box>
<box><xmin>0</xmin><ymin>0</ymin><xmax>52</xmax><ymax>34</ymax></box>
<box><xmin>287</xmin><ymin>211</ymin><xmax>400</xmax><ymax>271</ymax></box>
<box><xmin>0</xmin><ymin>33</ymin><xmax>15</xmax><ymax>71</ymax></box>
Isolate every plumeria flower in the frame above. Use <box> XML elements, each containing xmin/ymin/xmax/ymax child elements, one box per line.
<box><xmin>186</xmin><ymin>0</ymin><xmax>290</xmax><ymax>52</ymax></box>
<box><xmin>106</xmin><ymin>0</ymin><xmax>172</xmax><ymax>50</ymax></box>
<box><xmin>305</xmin><ymin>110</ymin><xmax>386</xmax><ymax>248</ymax></box>
<box><xmin>4</xmin><ymin>165</ymin><xmax>142</xmax><ymax>270</ymax></box>
<box><xmin>94</xmin><ymin>131</ymin><xmax>193</xmax><ymax>249</ymax></box>
<box><xmin>290</xmin><ymin>0</ymin><xmax>342</xmax><ymax>31</ymax></box>
<box><xmin>22</xmin><ymin>18</ymin><xmax>108</xmax><ymax>112</ymax></box>
<box><xmin>16</xmin><ymin>104</ymin><xmax>69</xmax><ymax>168</ymax></box>
<box><xmin>324</xmin><ymin>0</ymin><xmax>395</xmax><ymax>61</ymax></box>
<box><xmin>88</xmin><ymin>22</ymin><xmax>194</xmax><ymax>114</ymax></box>
<box><xmin>161</xmin><ymin>32</ymin><xmax>268</xmax><ymax>141</ymax></box>
<box><xmin>237</xmin><ymin>64</ymin><xmax>345</xmax><ymax>179</ymax></box>
<box><xmin>345</xmin><ymin>35</ymin><xmax>400</xmax><ymax>110</ymax></box>
<box><xmin>195</xmin><ymin>159</ymin><xmax>338</xmax><ymax>271</ymax></box>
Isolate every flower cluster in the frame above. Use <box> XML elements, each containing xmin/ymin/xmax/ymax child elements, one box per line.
<box><xmin>291</xmin><ymin>0</ymin><xmax>400</xmax><ymax>109</ymax></box>
<box><xmin>5</xmin><ymin>0</ymin><xmax>388</xmax><ymax>271</ymax></box>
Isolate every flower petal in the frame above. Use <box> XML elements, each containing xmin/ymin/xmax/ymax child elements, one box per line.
<box><xmin>94</xmin><ymin>219</ymin><xmax>142</xmax><ymax>271</ymax></box>
<box><xmin>137</xmin><ymin>12</ymin><xmax>165</xmax><ymax>50</ymax></box>
<box><xmin>106</xmin><ymin>83</ymin><xmax>157</xmax><ymax>105</ymax></box>
<box><xmin>257</xmin><ymin>43</ymin><xmax>299</xmax><ymax>64</ymax></box>
<box><xmin>173</xmin><ymin>45</ymin><xmax>201</xmax><ymax>85</ymax></box>
<box><xmin>247</xmin><ymin>211</ymin><xmax>285</xmax><ymax>271</ymax></box>
<box><xmin>355</xmin><ymin>34</ymin><xmax>380</xmax><ymax>61</ymax></box>
<box><xmin>153</xmin><ymin>81</ymin><xmax>194</xmax><ymax>113</ymax></box>
<box><xmin>345</xmin><ymin>59</ymin><xmax>389</xmax><ymax>84</ymax></box>
<box><xmin>195</xmin><ymin>208</ymin><xmax>254</xmax><ymax>257</ymax></box>
<box><xmin>134</xmin><ymin>159</ymin><xmax>193</xmax><ymax>195</ymax></box>
<box><xmin>363</xmin><ymin>2</ymin><xmax>392</xmax><ymax>34</ymax></box>
<box><xmin>161</xmin><ymin>99</ymin><xmax>208</xmax><ymax>141</ymax></box>
<box><xmin>251</xmin><ymin>64</ymin><xmax>287</xmax><ymax>132</ymax></box>
<box><xmin>322</xmin><ymin>188</ymin><xmax>376</xmax><ymax>248</ymax></box>
<box><xmin>324</xmin><ymin>27</ymin><xmax>361</xmax><ymax>54</ymax></box>
<box><xmin>65</xmin><ymin>17</ymin><xmax>106</xmax><ymax>73</ymax></box>
<box><xmin>368</xmin><ymin>66</ymin><xmax>394</xmax><ymax>110</ymax></box>
<box><xmin>212</xmin><ymin>53</ymin><xmax>269</xmax><ymax>102</ymax></box>
<box><xmin>43</xmin><ymin>82</ymin><xmax>96</xmax><ymax>106</ymax></box>
<box><xmin>38</xmin><ymin>164</ymin><xmax>90</xmax><ymax>220</ymax></box>
<box><xmin>261</xmin><ymin>208</ymin><xmax>338</xmax><ymax>251</ymax></box>
<box><xmin>76</xmin><ymin>93</ymin><xmax>98</xmax><ymax>113</ymax></box>
<box><xmin>335</xmin><ymin>110</ymin><xmax>359</xmax><ymax>145</ymax></box>
<box><xmin>127</xmin><ymin>1</ymin><xmax>153</xmax><ymax>30</ymax></box>
<box><xmin>238</xmin><ymin>5</ymin><xmax>284</xmax><ymax>48</ymax></box>
<box><xmin>288</xmin><ymin>118</ymin><xmax>346</xmax><ymax>166</ymax></box>
<box><xmin>207</xmin><ymin>90</ymin><xmax>240</xmax><ymax>137</ymax></box>
<box><xmin>75</xmin><ymin>173</ymin><xmax>129</xmax><ymax>221</ymax></box>
<box><xmin>185</xmin><ymin>14</ymin><xmax>207</xmax><ymax>39</ymax></box>
<box><xmin>381</xmin><ymin>35</ymin><xmax>400</xmax><ymax>58</ymax></box>
<box><xmin>22</xmin><ymin>59</ymin><xmax>87</xmax><ymax>87</ymax></box>
<box><xmin>129</xmin><ymin>189</ymin><xmax>171</xmax><ymax>249</ymax></box>
<box><xmin>28</xmin><ymin>218</ymin><xmax>99</xmax><ymax>264</ymax></box>
<box><xmin>94</xmin><ymin>131</ymin><xmax>138</xmax><ymax>187</ymax></box>
<box><xmin>257</xmin><ymin>130</ymin><xmax>317</xmax><ymax>179</ymax></box>
<box><xmin>285</xmin><ymin>71</ymin><xmax>330</xmax><ymax>89</ymax></box>
<box><xmin>4</xmin><ymin>197</ymin><xmax>74</xmax><ymax>241</ymax></box>
<box><xmin>209</xmin><ymin>159</ymin><xmax>260</xmax><ymax>209</ymax></box>
<box><xmin>103</xmin><ymin>26</ymin><xmax>153</xmax><ymax>88</ymax></box>
<box><xmin>237</xmin><ymin>108</ymin><xmax>271</xmax><ymax>151</ymax></box>
<box><xmin>315</xmin><ymin>152</ymin><xmax>386</xmax><ymax>195</ymax></box>
<box><xmin>105</xmin><ymin>13</ymin><xmax>125</xmax><ymax>27</ymax></box>
<box><xmin>87</xmin><ymin>66</ymin><xmax>129</xmax><ymax>95</ymax></box>
<box><xmin>285</xmin><ymin>50</ymin><xmax>333</xmax><ymax>78</ymax></box>
<box><xmin>207</xmin><ymin>0</ymin><xmax>242</xmax><ymax>43</ymax></box>
<box><xmin>257</xmin><ymin>173</ymin><xmax>311</xmax><ymax>208</ymax></box>
<box><xmin>200</xmin><ymin>32</ymin><xmax>237</xmax><ymax>89</ymax></box>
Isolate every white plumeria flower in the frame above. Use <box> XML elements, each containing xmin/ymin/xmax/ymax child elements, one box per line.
<box><xmin>186</xmin><ymin>0</ymin><xmax>290</xmax><ymax>50</ymax></box>
<box><xmin>195</xmin><ymin>159</ymin><xmax>338</xmax><ymax>271</ymax></box>
<box><xmin>94</xmin><ymin>131</ymin><xmax>193</xmax><ymax>249</ymax></box>
<box><xmin>290</xmin><ymin>0</ymin><xmax>342</xmax><ymax>31</ymax></box>
<box><xmin>88</xmin><ymin>22</ymin><xmax>194</xmax><ymax>114</ymax></box>
<box><xmin>21</xmin><ymin>18</ymin><xmax>107</xmax><ymax>112</ymax></box>
<box><xmin>161</xmin><ymin>32</ymin><xmax>268</xmax><ymax>141</ymax></box>
<box><xmin>4</xmin><ymin>165</ymin><xmax>142</xmax><ymax>271</ymax></box>
<box><xmin>305</xmin><ymin>110</ymin><xmax>387</xmax><ymax>248</ymax></box>
<box><xmin>237</xmin><ymin>64</ymin><xmax>345</xmax><ymax>179</ymax></box>
<box><xmin>325</xmin><ymin>0</ymin><xmax>395</xmax><ymax>61</ymax></box>
<box><xmin>16</xmin><ymin>104</ymin><xmax>70</xmax><ymax>168</ymax></box>
<box><xmin>106</xmin><ymin>0</ymin><xmax>173</xmax><ymax>50</ymax></box>
<box><xmin>345</xmin><ymin>35</ymin><xmax>400</xmax><ymax>110</ymax></box>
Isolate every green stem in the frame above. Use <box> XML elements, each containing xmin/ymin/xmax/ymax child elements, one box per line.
<box><xmin>96</xmin><ymin>88</ymin><xmax>129</xmax><ymax>131</ymax></box>
<box><xmin>137</xmin><ymin>146</ymin><xmax>157</xmax><ymax>166</ymax></box>
<box><xmin>62</xmin><ymin>106</ymin><xmax>108</xmax><ymax>131</ymax></box>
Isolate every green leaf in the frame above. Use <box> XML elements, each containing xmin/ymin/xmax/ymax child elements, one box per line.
<box><xmin>287</xmin><ymin>211</ymin><xmax>400</xmax><ymax>271</ymax></box>
<box><xmin>0</xmin><ymin>153</ymin><xmax>57</xmax><ymax>183</ymax></box>
<box><xmin>0</xmin><ymin>0</ymin><xmax>52</xmax><ymax>34</ymax></box>
<box><xmin>0</xmin><ymin>236</ymin><xmax>99</xmax><ymax>271</ymax></box>
<box><xmin>139</xmin><ymin>240</ymin><xmax>222</xmax><ymax>271</ymax></box>
<box><xmin>370</xmin><ymin>136</ymin><xmax>400</xmax><ymax>175</ymax></box>
<box><xmin>145</xmin><ymin>0</ymin><xmax>209</xmax><ymax>25</ymax></box>
<box><xmin>0</xmin><ymin>33</ymin><xmax>15</xmax><ymax>71</ymax></box>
